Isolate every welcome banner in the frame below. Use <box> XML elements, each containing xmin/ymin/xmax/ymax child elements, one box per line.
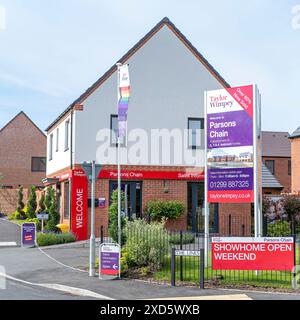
<box><xmin>71</xmin><ymin>169</ymin><xmax>88</xmax><ymax>241</ymax></box>
<box><xmin>206</xmin><ymin>85</ymin><xmax>255</xmax><ymax>203</ymax></box>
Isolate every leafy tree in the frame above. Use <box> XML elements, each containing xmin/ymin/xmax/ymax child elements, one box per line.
<box><xmin>108</xmin><ymin>189</ymin><xmax>126</xmax><ymax>244</ymax></box>
<box><xmin>281</xmin><ymin>194</ymin><xmax>300</xmax><ymax>233</ymax></box>
<box><xmin>27</xmin><ymin>186</ymin><xmax>37</xmax><ymax>219</ymax></box>
<box><xmin>17</xmin><ymin>186</ymin><xmax>26</xmax><ymax>219</ymax></box>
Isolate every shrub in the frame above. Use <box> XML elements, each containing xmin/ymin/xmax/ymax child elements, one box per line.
<box><xmin>26</xmin><ymin>218</ymin><xmax>42</xmax><ymax>231</ymax></box>
<box><xmin>267</xmin><ymin>221</ymin><xmax>291</xmax><ymax>237</ymax></box>
<box><xmin>46</xmin><ymin>189</ymin><xmax>60</xmax><ymax>232</ymax></box>
<box><xmin>17</xmin><ymin>186</ymin><xmax>26</xmax><ymax>219</ymax></box>
<box><xmin>27</xmin><ymin>186</ymin><xmax>37</xmax><ymax>219</ymax></box>
<box><xmin>146</xmin><ymin>200</ymin><xmax>185</xmax><ymax>220</ymax></box>
<box><xmin>108</xmin><ymin>190</ymin><xmax>127</xmax><ymax>245</ymax></box>
<box><xmin>124</xmin><ymin>219</ymin><xmax>170</xmax><ymax>270</ymax></box>
<box><xmin>38</xmin><ymin>191</ymin><xmax>46</xmax><ymax>213</ymax></box>
<box><xmin>37</xmin><ymin>232</ymin><xmax>75</xmax><ymax>246</ymax></box>
<box><xmin>169</xmin><ymin>232</ymin><xmax>195</xmax><ymax>245</ymax></box>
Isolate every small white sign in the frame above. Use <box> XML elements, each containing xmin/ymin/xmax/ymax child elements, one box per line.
<box><xmin>175</xmin><ymin>250</ymin><xmax>201</xmax><ymax>257</ymax></box>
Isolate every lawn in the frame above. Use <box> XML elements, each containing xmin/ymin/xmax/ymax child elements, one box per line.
<box><xmin>154</xmin><ymin>245</ymin><xmax>300</xmax><ymax>289</ymax></box>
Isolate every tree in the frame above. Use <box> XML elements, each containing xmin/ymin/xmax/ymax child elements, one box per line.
<box><xmin>27</xmin><ymin>186</ymin><xmax>37</xmax><ymax>219</ymax></box>
<box><xmin>17</xmin><ymin>186</ymin><xmax>26</xmax><ymax>219</ymax></box>
<box><xmin>45</xmin><ymin>186</ymin><xmax>53</xmax><ymax>212</ymax></box>
<box><xmin>38</xmin><ymin>191</ymin><xmax>46</xmax><ymax>213</ymax></box>
<box><xmin>46</xmin><ymin>191</ymin><xmax>60</xmax><ymax>232</ymax></box>
<box><xmin>108</xmin><ymin>189</ymin><xmax>126</xmax><ymax>244</ymax></box>
<box><xmin>281</xmin><ymin>194</ymin><xmax>300</xmax><ymax>221</ymax></box>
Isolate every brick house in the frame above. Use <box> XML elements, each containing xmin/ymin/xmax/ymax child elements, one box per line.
<box><xmin>289</xmin><ymin>127</ymin><xmax>300</xmax><ymax>192</ymax></box>
<box><xmin>0</xmin><ymin>111</ymin><xmax>46</xmax><ymax>213</ymax></box>
<box><xmin>261</xmin><ymin>131</ymin><xmax>291</xmax><ymax>193</ymax></box>
<box><xmin>44</xmin><ymin>17</ymin><xmax>260</xmax><ymax>240</ymax></box>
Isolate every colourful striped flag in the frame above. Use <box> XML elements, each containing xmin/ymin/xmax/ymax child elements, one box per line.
<box><xmin>118</xmin><ymin>64</ymin><xmax>130</xmax><ymax>138</ymax></box>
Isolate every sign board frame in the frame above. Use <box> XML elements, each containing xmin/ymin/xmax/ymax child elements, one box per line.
<box><xmin>21</xmin><ymin>222</ymin><xmax>36</xmax><ymax>248</ymax></box>
<box><xmin>99</xmin><ymin>243</ymin><xmax>121</xmax><ymax>280</ymax></box>
<box><xmin>171</xmin><ymin>248</ymin><xmax>204</xmax><ymax>289</ymax></box>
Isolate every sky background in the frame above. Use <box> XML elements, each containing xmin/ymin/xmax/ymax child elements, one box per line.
<box><xmin>0</xmin><ymin>0</ymin><xmax>299</xmax><ymax>133</ymax></box>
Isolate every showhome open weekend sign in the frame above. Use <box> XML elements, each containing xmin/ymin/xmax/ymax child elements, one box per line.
<box><xmin>212</xmin><ymin>237</ymin><xmax>295</xmax><ymax>271</ymax></box>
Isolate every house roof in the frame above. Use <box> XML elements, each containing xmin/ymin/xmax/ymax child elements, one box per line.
<box><xmin>0</xmin><ymin>111</ymin><xmax>46</xmax><ymax>137</ymax></box>
<box><xmin>262</xmin><ymin>162</ymin><xmax>283</xmax><ymax>189</ymax></box>
<box><xmin>289</xmin><ymin>126</ymin><xmax>300</xmax><ymax>139</ymax></box>
<box><xmin>45</xmin><ymin>17</ymin><xmax>230</xmax><ymax>132</ymax></box>
<box><xmin>261</xmin><ymin>131</ymin><xmax>291</xmax><ymax>157</ymax></box>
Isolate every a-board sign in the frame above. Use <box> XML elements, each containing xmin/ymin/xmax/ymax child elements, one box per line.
<box><xmin>36</xmin><ymin>212</ymin><xmax>49</xmax><ymax>220</ymax></box>
<box><xmin>212</xmin><ymin>237</ymin><xmax>294</xmax><ymax>271</ymax></box>
<box><xmin>175</xmin><ymin>250</ymin><xmax>201</xmax><ymax>257</ymax></box>
<box><xmin>99</xmin><ymin>243</ymin><xmax>120</xmax><ymax>279</ymax></box>
<box><xmin>21</xmin><ymin>222</ymin><xmax>36</xmax><ymax>248</ymax></box>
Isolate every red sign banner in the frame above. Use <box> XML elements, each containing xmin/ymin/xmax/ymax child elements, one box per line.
<box><xmin>98</xmin><ymin>169</ymin><xmax>204</xmax><ymax>180</ymax></box>
<box><xmin>71</xmin><ymin>169</ymin><xmax>88</xmax><ymax>241</ymax></box>
<box><xmin>212</xmin><ymin>237</ymin><xmax>295</xmax><ymax>271</ymax></box>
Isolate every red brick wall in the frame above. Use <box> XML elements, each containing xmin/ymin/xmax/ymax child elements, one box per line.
<box><xmin>0</xmin><ymin>112</ymin><xmax>46</xmax><ymax>188</ymax></box>
<box><xmin>262</xmin><ymin>156</ymin><xmax>291</xmax><ymax>192</ymax></box>
<box><xmin>291</xmin><ymin>138</ymin><xmax>300</xmax><ymax>192</ymax></box>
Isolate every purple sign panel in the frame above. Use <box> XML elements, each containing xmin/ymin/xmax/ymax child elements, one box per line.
<box><xmin>207</xmin><ymin>110</ymin><xmax>253</xmax><ymax>149</ymax></box>
<box><xmin>21</xmin><ymin>222</ymin><xmax>36</xmax><ymax>248</ymax></box>
<box><xmin>100</xmin><ymin>244</ymin><xmax>120</xmax><ymax>277</ymax></box>
<box><xmin>206</xmin><ymin>85</ymin><xmax>254</xmax><ymax>203</ymax></box>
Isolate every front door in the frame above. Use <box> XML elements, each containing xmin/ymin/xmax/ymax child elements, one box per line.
<box><xmin>187</xmin><ymin>182</ymin><xmax>219</xmax><ymax>234</ymax></box>
<box><xmin>109</xmin><ymin>181</ymin><xmax>142</xmax><ymax>219</ymax></box>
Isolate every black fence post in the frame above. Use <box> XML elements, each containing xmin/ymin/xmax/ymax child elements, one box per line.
<box><xmin>100</xmin><ymin>226</ymin><xmax>104</xmax><ymax>244</ymax></box>
<box><xmin>180</xmin><ymin>231</ymin><xmax>183</xmax><ymax>281</ymax></box>
<box><xmin>171</xmin><ymin>247</ymin><xmax>176</xmax><ymax>287</ymax></box>
<box><xmin>228</xmin><ymin>215</ymin><xmax>232</xmax><ymax>236</ymax></box>
<box><xmin>200</xmin><ymin>248</ymin><xmax>204</xmax><ymax>289</ymax></box>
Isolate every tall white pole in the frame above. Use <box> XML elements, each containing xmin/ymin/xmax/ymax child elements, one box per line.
<box><xmin>253</xmin><ymin>85</ymin><xmax>262</xmax><ymax>238</ymax></box>
<box><xmin>89</xmin><ymin>160</ymin><xmax>96</xmax><ymax>277</ymax></box>
<box><xmin>116</xmin><ymin>63</ymin><xmax>122</xmax><ymax>279</ymax></box>
<box><xmin>204</xmin><ymin>90</ymin><xmax>210</xmax><ymax>267</ymax></box>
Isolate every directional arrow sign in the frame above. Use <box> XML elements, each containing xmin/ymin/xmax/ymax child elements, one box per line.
<box><xmin>99</xmin><ymin>243</ymin><xmax>120</xmax><ymax>278</ymax></box>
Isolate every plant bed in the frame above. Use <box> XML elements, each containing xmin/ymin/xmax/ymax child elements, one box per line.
<box><xmin>37</xmin><ymin>232</ymin><xmax>76</xmax><ymax>246</ymax></box>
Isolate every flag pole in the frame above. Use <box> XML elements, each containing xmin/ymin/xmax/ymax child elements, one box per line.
<box><xmin>116</xmin><ymin>62</ymin><xmax>122</xmax><ymax>280</ymax></box>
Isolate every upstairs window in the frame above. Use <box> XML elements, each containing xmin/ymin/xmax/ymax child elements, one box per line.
<box><xmin>265</xmin><ymin>160</ymin><xmax>275</xmax><ymax>175</ymax></box>
<box><xmin>65</xmin><ymin>120</ymin><xmax>70</xmax><ymax>151</ymax></box>
<box><xmin>56</xmin><ymin>128</ymin><xmax>59</xmax><ymax>152</ymax></box>
<box><xmin>49</xmin><ymin>134</ymin><xmax>53</xmax><ymax>160</ymax></box>
<box><xmin>31</xmin><ymin>157</ymin><xmax>46</xmax><ymax>172</ymax></box>
<box><xmin>110</xmin><ymin>114</ymin><xmax>126</xmax><ymax>146</ymax></box>
<box><xmin>188</xmin><ymin>118</ymin><xmax>204</xmax><ymax>149</ymax></box>
<box><xmin>288</xmin><ymin>159</ymin><xmax>291</xmax><ymax>176</ymax></box>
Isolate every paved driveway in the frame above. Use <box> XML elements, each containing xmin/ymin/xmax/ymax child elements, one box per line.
<box><xmin>0</xmin><ymin>219</ymin><xmax>20</xmax><ymax>246</ymax></box>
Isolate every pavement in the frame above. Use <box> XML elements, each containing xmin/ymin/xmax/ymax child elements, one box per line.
<box><xmin>0</xmin><ymin>218</ymin><xmax>20</xmax><ymax>246</ymax></box>
<box><xmin>1</xmin><ymin>218</ymin><xmax>300</xmax><ymax>300</ymax></box>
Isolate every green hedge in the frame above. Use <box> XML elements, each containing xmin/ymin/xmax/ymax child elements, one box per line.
<box><xmin>169</xmin><ymin>233</ymin><xmax>195</xmax><ymax>245</ymax></box>
<box><xmin>37</xmin><ymin>232</ymin><xmax>76</xmax><ymax>247</ymax></box>
<box><xmin>267</xmin><ymin>221</ymin><xmax>291</xmax><ymax>237</ymax></box>
<box><xmin>146</xmin><ymin>200</ymin><xmax>185</xmax><ymax>220</ymax></box>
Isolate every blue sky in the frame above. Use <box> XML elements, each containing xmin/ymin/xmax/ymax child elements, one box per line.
<box><xmin>0</xmin><ymin>0</ymin><xmax>299</xmax><ymax>133</ymax></box>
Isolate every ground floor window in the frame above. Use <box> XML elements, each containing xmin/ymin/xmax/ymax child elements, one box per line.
<box><xmin>109</xmin><ymin>181</ymin><xmax>142</xmax><ymax>220</ymax></box>
<box><xmin>187</xmin><ymin>182</ymin><xmax>219</xmax><ymax>234</ymax></box>
<box><xmin>64</xmin><ymin>182</ymin><xmax>70</xmax><ymax>219</ymax></box>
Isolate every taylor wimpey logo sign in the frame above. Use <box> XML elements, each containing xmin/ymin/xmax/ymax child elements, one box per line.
<box><xmin>212</xmin><ymin>237</ymin><xmax>294</xmax><ymax>271</ymax></box>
